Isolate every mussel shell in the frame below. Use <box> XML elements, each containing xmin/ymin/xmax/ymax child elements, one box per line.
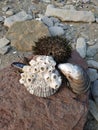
<box><xmin>11</xmin><ymin>62</ymin><xmax>26</xmax><ymax>72</ymax></box>
<box><xmin>58</xmin><ymin>63</ymin><xmax>90</xmax><ymax>94</ymax></box>
<box><xmin>69</xmin><ymin>68</ymin><xmax>90</xmax><ymax>94</ymax></box>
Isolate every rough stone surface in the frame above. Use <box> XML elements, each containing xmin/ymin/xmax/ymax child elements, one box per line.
<box><xmin>76</xmin><ymin>37</ymin><xmax>87</xmax><ymax>58</ymax></box>
<box><xmin>87</xmin><ymin>44</ymin><xmax>98</xmax><ymax>57</ymax></box>
<box><xmin>4</xmin><ymin>11</ymin><xmax>33</xmax><ymax>28</ymax></box>
<box><xmin>0</xmin><ymin>37</ymin><xmax>10</xmax><ymax>48</ymax></box>
<box><xmin>0</xmin><ymin>46</ymin><xmax>10</xmax><ymax>55</ymax></box>
<box><xmin>49</xmin><ymin>26</ymin><xmax>64</xmax><ymax>36</ymax></box>
<box><xmin>6</xmin><ymin>20</ymin><xmax>50</xmax><ymax>51</ymax></box>
<box><xmin>96</xmin><ymin>18</ymin><xmax>98</xmax><ymax>23</ymax></box>
<box><xmin>50</xmin><ymin>17</ymin><xmax>60</xmax><ymax>24</ymax></box>
<box><xmin>45</xmin><ymin>4</ymin><xmax>95</xmax><ymax>22</ymax></box>
<box><xmin>0</xmin><ymin>53</ymin><xmax>88</xmax><ymax>130</ymax></box>
<box><xmin>0</xmin><ymin>16</ymin><xmax>4</xmax><ymax>22</ymax></box>
<box><xmin>87</xmin><ymin>60</ymin><xmax>98</xmax><ymax>69</ymax></box>
<box><xmin>88</xmin><ymin>68</ymin><xmax>98</xmax><ymax>82</ymax></box>
<box><xmin>41</xmin><ymin>16</ymin><xmax>53</xmax><ymax>27</ymax></box>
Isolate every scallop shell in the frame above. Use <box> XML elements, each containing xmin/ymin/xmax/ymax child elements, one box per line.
<box><xmin>19</xmin><ymin>55</ymin><xmax>62</xmax><ymax>97</ymax></box>
<box><xmin>58</xmin><ymin>63</ymin><xmax>90</xmax><ymax>94</ymax></box>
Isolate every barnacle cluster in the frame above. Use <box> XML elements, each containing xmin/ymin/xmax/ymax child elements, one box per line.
<box><xmin>34</xmin><ymin>36</ymin><xmax>72</xmax><ymax>64</ymax></box>
<box><xmin>19</xmin><ymin>55</ymin><xmax>62</xmax><ymax>97</ymax></box>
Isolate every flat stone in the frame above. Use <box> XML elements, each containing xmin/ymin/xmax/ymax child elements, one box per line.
<box><xmin>87</xmin><ymin>60</ymin><xmax>98</xmax><ymax>69</ymax></box>
<box><xmin>6</xmin><ymin>20</ymin><xmax>50</xmax><ymax>51</ymax></box>
<box><xmin>4</xmin><ymin>11</ymin><xmax>32</xmax><ymax>28</ymax></box>
<box><xmin>0</xmin><ymin>37</ymin><xmax>10</xmax><ymax>48</ymax></box>
<box><xmin>0</xmin><ymin>46</ymin><xmax>10</xmax><ymax>55</ymax></box>
<box><xmin>76</xmin><ymin>37</ymin><xmax>87</xmax><ymax>58</ymax></box>
<box><xmin>87</xmin><ymin>44</ymin><xmax>98</xmax><ymax>57</ymax></box>
<box><xmin>0</xmin><ymin>16</ymin><xmax>4</xmax><ymax>22</ymax></box>
<box><xmin>41</xmin><ymin>16</ymin><xmax>53</xmax><ymax>27</ymax></box>
<box><xmin>88</xmin><ymin>68</ymin><xmax>98</xmax><ymax>82</ymax></box>
<box><xmin>0</xmin><ymin>53</ymin><xmax>88</xmax><ymax>130</ymax></box>
<box><xmin>45</xmin><ymin>4</ymin><xmax>95</xmax><ymax>22</ymax></box>
<box><xmin>49</xmin><ymin>26</ymin><xmax>65</xmax><ymax>36</ymax></box>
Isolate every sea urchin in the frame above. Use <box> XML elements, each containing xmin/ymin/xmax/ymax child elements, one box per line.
<box><xmin>34</xmin><ymin>36</ymin><xmax>72</xmax><ymax>64</ymax></box>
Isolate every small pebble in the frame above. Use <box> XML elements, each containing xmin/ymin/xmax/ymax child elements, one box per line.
<box><xmin>6</xmin><ymin>10</ymin><xmax>14</xmax><ymax>16</ymax></box>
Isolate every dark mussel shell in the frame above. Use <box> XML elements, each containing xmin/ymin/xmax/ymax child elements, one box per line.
<box><xmin>11</xmin><ymin>62</ymin><xmax>26</xmax><ymax>72</ymax></box>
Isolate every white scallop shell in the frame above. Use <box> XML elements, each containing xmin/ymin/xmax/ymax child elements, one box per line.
<box><xmin>19</xmin><ymin>55</ymin><xmax>62</xmax><ymax>97</ymax></box>
<box><xmin>58</xmin><ymin>63</ymin><xmax>90</xmax><ymax>94</ymax></box>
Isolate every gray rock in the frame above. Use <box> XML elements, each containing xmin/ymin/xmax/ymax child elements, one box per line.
<box><xmin>50</xmin><ymin>17</ymin><xmax>60</xmax><ymax>24</ymax></box>
<box><xmin>76</xmin><ymin>37</ymin><xmax>87</xmax><ymax>58</ymax></box>
<box><xmin>0</xmin><ymin>16</ymin><xmax>4</xmax><ymax>22</ymax></box>
<box><xmin>91</xmin><ymin>80</ymin><xmax>98</xmax><ymax>104</ymax></box>
<box><xmin>41</xmin><ymin>16</ymin><xmax>53</xmax><ymax>27</ymax></box>
<box><xmin>49</xmin><ymin>26</ymin><xmax>65</xmax><ymax>36</ymax></box>
<box><xmin>89</xmin><ymin>99</ymin><xmax>98</xmax><ymax>122</ymax></box>
<box><xmin>2</xmin><ymin>5</ymin><xmax>11</xmax><ymax>12</ymax></box>
<box><xmin>6</xmin><ymin>20</ymin><xmax>50</xmax><ymax>51</ymax></box>
<box><xmin>87</xmin><ymin>44</ymin><xmax>98</xmax><ymax>57</ymax></box>
<box><xmin>55</xmin><ymin>23</ymin><xmax>68</xmax><ymax>30</ymax></box>
<box><xmin>45</xmin><ymin>4</ymin><xmax>95</xmax><ymax>22</ymax></box>
<box><xmin>94</xmin><ymin>53</ymin><xmax>98</xmax><ymax>62</ymax></box>
<box><xmin>96</xmin><ymin>18</ymin><xmax>98</xmax><ymax>23</ymax></box>
<box><xmin>87</xmin><ymin>60</ymin><xmax>98</xmax><ymax>69</ymax></box>
<box><xmin>0</xmin><ymin>38</ymin><xmax>10</xmax><ymax>48</ymax></box>
<box><xmin>4</xmin><ymin>11</ymin><xmax>32</xmax><ymax>28</ymax></box>
<box><xmin>88</xmin><ymin>68</ymin><xmax>98</xmax><ymax>82</ymax></box>
<box><xmin>0</xmin><ymin>46</ymin><xmax>10</xmax><ymax>55</ymax></box>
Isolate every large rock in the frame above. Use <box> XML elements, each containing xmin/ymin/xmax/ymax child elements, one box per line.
<box><xmin>6</xmin><ymin>20</ymin><xmax>50</xmax><ymax>51</ymax></box>
<box><xmin>45</xmin><ymin>4</ymin><xmax>95</xmax><ymax>22</ymax></box>
<box><xmin>4</xmin><ymin>11</ymin><xmax>32</xmax><ymax>28</ymax></box>
<box><xmin>0</xmin><ymin>52</ymin><xmax>88</xmax><ymax>130</ymax></box>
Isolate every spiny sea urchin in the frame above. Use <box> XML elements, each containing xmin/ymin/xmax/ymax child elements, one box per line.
<box><xmin>34</xmin><ymin>36</ymin><xmax>72</xmax><ymax>64</ymax></box>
